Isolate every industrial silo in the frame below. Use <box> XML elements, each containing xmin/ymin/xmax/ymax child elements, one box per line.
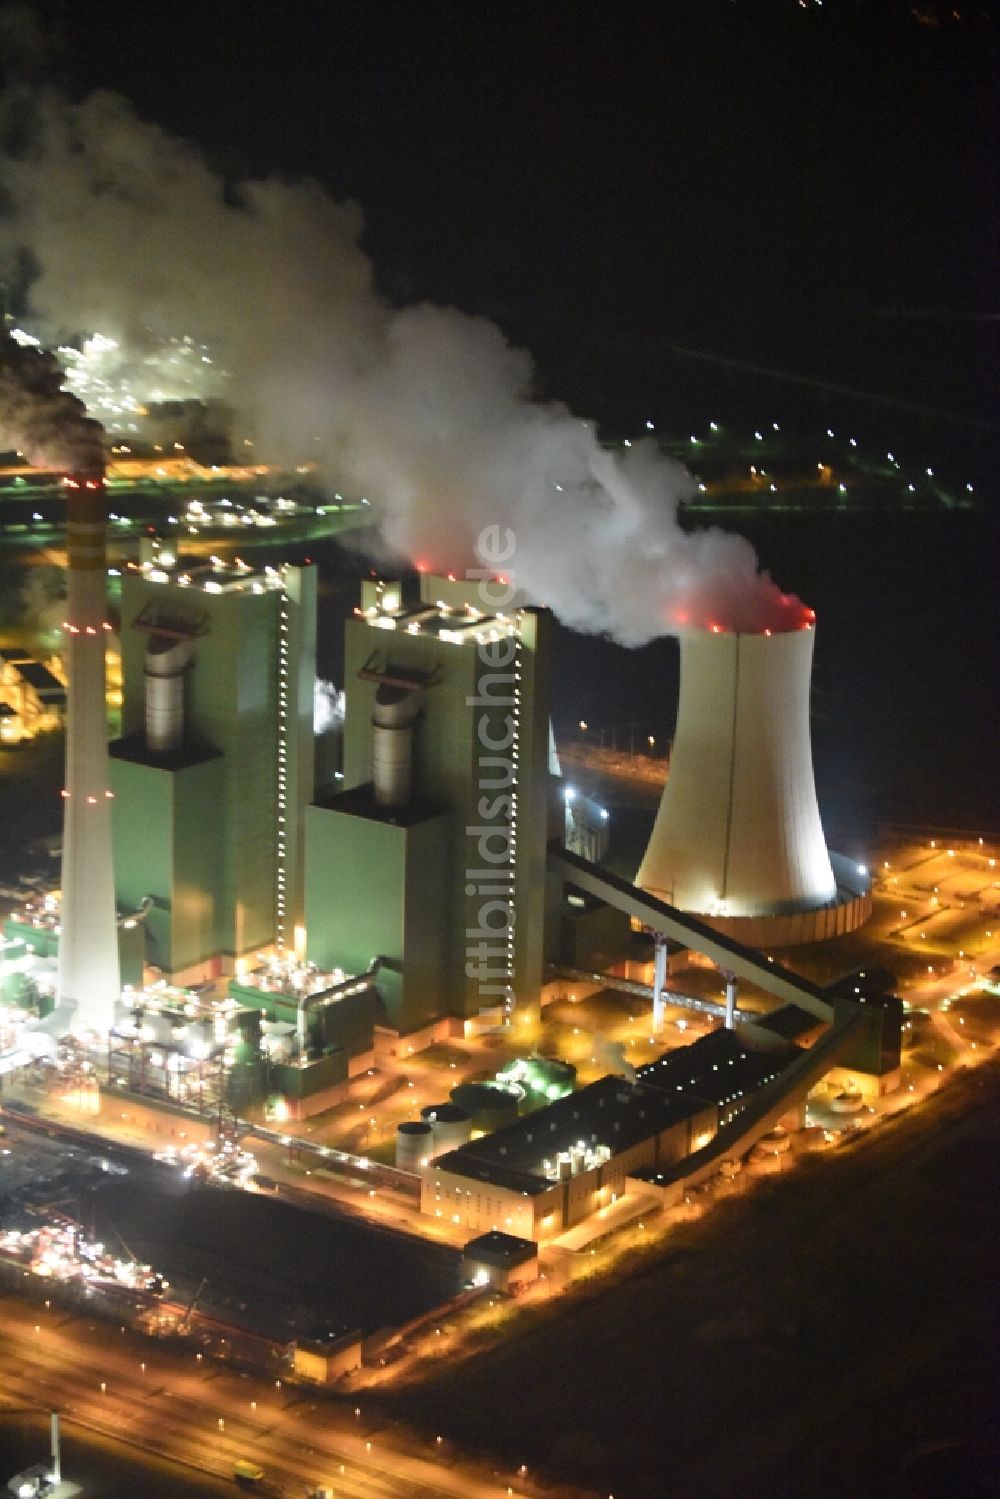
<box><xmin>395</xmin><ymin>1119</ymin><xmax>434</xmax><ymax>1171</ymax></box>
<box><xmin>420</xmin><ymin>1102</ymin><xmax>472</xmax><ymax>1153</ymax></box>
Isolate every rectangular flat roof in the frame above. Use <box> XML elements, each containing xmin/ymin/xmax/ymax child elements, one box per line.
<box><xmin>15</xmin><ymin>661</ymin><xmax>65</xmax><ymax>693</ymax></box>
<box><xmin>312</xmin><ymin>783</ymin><xmax>450</xmax><ymax>826</ymax></box>
<box><xmin>432</xmin><ymin>1072</ymin><xmax>706</xmax><ymax>1192</ymax></box>
<box><xmin>462</xmin><ymin>1231</ymin><xmax>538</xmax><ymax>1265</ymax></box>
<box><xmin>110</xmin><ymin>731</ymin><xmax>223</xmax><ymax>772</ymax></box>
<box><xmin>636</xmin><ymin>1026</ymin><xmax>799</xmax><ymax>1108</ymax></box>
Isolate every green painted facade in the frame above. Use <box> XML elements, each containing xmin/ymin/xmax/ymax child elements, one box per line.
<box><xmin>329</xmin><ymin>576</ymin><xmax>551</xmax><ymax>1025</ymax></box>
<box><xmin>1</xmin><ymin>915</ymin><xmax>145</xmax><ymax>999</ymax></box>
<box><xmin>110</xmin><ymin>750</ymin><xmax>225</xmax><ymax>974</ymax></box>
<box><xmin>111</xmin><ymin>563</ymin><xmax>315</xmax><ymax>974</ymax></box>
<box><xmin>305</xmin><ymin>798</ymin><xmax>451</xmax><ymax>1034</ymax></box>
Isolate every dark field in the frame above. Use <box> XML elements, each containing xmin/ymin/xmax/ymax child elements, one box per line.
<box><xmin>377</xmin><ymin>1061</ymin><xmax>1000</xmax><ymax>1499</ymax></box>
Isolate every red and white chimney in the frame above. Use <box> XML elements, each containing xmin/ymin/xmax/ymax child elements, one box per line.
<box><xmin>57</xmin><ymin>473</ymin><xmax>119</xmax><ymax>1032</ymax></box>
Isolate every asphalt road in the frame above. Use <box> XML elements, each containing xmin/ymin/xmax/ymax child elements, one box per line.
<box><xmin>0</xmin><ymin>1295</ymin><xmax>535</xmax><ymax>1499</ymax></box>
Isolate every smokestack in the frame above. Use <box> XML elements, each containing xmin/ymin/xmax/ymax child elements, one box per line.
<box><xmin>144</xmin><ymin>634</ymin><xmax>192</xmax><ymax>754</ymax></box>
<box><xmin>637</xmin><ymin>621</ymin><xmax>837</xmax><ymax>934</ymax></box>
<box><xmin>371</xmin><ymin>683</ymin><xmax>421</xmax><ymax>809</ymax></box>
<box><xmin>50</xmin><ymin>1411</ymin><xmax>61</xmax><ymax>1484</ymax></box>
<box><xmin>57</xmin><ymin>472</ymin><xmax>120</xmax><ymax>1031</ymax></box>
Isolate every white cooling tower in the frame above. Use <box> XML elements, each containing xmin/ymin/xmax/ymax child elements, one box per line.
<box><xmin>637</xmin><ymin>622</ymin><xmax>841</xmax><ymax>937</ymax></box>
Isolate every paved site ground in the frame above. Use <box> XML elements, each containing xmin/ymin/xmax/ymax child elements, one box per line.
<box><xmin>0</xmin><ymin>1117</ymin><xmax>461</xmax><ymax>1341</ymax></box>
<box><xmin>0</xmin><ymin>1409</ymin><xmax>233</xmax><ymax>1498</ymax></box>
<box><xmin>374</xmin><ymin>1059</ymin><xmax>999</xmax><ymax>1499</ymax></box>
<box><xmin>90</xmin><ymin>1176</ymin><xmax>460</xmax><ymax>1338</ymax></box>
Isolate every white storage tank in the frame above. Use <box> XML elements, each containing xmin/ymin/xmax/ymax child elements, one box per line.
<box><xmin>420</xmin><ymin>1102</ymin><xmax>472</xmax><ymax>1153</ymax></box>
<box><xmin>395</xmin><ymin>1120</ymin><xmax>434</xmax><ymax>1171</ymax></box>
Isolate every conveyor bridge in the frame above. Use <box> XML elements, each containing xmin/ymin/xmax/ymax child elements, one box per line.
<box><xmin>548</xmin><ymin>846</ymin><xmax>833</xmax><ymax>1021</ymax></box>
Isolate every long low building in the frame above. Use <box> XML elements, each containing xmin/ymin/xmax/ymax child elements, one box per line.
<box><xmin>421</xmin><ymin>1027</ymin><xmax>800</xmax><ymax>1241</ymax></box>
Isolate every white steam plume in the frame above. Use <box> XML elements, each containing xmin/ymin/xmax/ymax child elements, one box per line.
<box><xmin>0</xmin><ymin>82</ymin><xmax>806</xmax><ymax>641</ymax></box>
<box><xmin>313</xmin><ymin>680</ymin><xmax>346</xmax><ymax>736</ymax></box>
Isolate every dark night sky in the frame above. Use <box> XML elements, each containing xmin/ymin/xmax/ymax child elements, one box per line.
<box><xmin>32</xmin><ymin>0</ymin><xmax>999</xmax><ymax>432</ymax></box>
<box><xmin>6</xmin><ymin>0</ymin><xmax>998</xmax><ymax>830</ymax></box>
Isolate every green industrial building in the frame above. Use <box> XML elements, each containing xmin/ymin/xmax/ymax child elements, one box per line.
<box><xmin>105</xmin><ymin>556</ymin><xmax>554</xmax><ymax>1074</ymax></box>
<box><xmin>110</xmin><ymin>557</ymin><xmax>316</xmax><ymax>982</ymax></box>
<box><xmin>305</xmin><ymin>572</ymin><xmax>553</xmax><ymax>1035</ymax></box>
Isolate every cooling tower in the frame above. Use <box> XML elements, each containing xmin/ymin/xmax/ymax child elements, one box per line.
<box><xmin>637</xmin><ymin>621</ymin><xmax>869</xmax><ymax>944</ymax></box>
<box><xmin>57</xmin><ymin>474</ymin><xmax>120</xmax><ymax>1031</ymax></box>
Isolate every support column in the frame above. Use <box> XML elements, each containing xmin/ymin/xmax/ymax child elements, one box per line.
<box><xmin>724</xmin><ymin>971</ymin><xmax>738</xmax><ymax>1030</ymax></box>
<box><xmin>652</xmin><ymin>935</ymin><xmax>668</xmax><ymax>1032</ymax></box>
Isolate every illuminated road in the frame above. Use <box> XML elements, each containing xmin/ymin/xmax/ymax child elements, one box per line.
<box><xmin>0</xmin><ymin>1296</ymin><xmax>536</xmax><ymax>1499</ymax></box>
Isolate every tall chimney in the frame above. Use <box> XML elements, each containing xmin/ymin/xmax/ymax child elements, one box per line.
<box><xmin>57</xmin><ymin>473</ymin><xmax>120</xmax><ymax>1032</ymax></box>
<box><xmin>144</xmin><ymin>634</ymin><xmax>192</xmax><ymax>754</ymax></box>
<box><xmin>371</xmin><ymin>683</ymin><xmax>421</xmax><ymax>809</ymax></box>
<box><xmin>637</xmin><ymin>622</ymin><xmax>836</xmax><ymax>922</ymax></box>
<box><xmin>50</xmin><ymin>1410</ymin><xmax>61</xmax><ymax>1484</ymax></box>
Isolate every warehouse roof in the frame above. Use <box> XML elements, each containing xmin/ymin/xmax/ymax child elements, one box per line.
<box><xmin>636</xmin><ymin>1026</ymin><xmax>799</xmax><ymax>1108</ymax></box>
<box><xmin>462</xmin><ymin>1231</ymin><xmax>538</xmax><ymax>1267</ymax></box>
<box><xmin>14</xmin><ymin>661</ymin><xmax>65</xmax><ymax>697</ymax></box>
<box><xmin>431</xmin><ymin>1072</ymin><xmax>707</xmax><ymax>1192</ymax></box>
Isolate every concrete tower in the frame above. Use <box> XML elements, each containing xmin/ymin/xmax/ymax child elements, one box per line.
<box><xmin>57</xmin><ymin>475</ymin><xmax>120</xmax><ymax>1030</ymax></box>
<box><xmin>637</xmin><ymin>621</ymin><xmax>869</xmax><ymax>944</ymax></box>
<box><xmin>305</xmin><ymin>572</ymin><xmax>552</xmax><ymax>1035</ymax></box>
<box><xmin>110</xmin><ymin>556</ymin><xmax>316</xmax><ymax>982</ymax></box>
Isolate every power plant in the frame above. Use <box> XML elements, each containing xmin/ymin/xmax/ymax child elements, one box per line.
<box><xmin>8</xmin><ymin>520</ymin><xmax>885</xmax><ymax>1104</ymax></box>
<box><xmin>0</xmin><ymin>441</ymin><xmax>904</xmax><ymax>1252</ymax></box>
<box><xmin>637</xmin><ymin>621</ymin><xmax>871</xmax><ymax>945</ymax></box>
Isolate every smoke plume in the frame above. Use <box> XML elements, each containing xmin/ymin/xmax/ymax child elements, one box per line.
<box><xmin>592</xmin><ymin>1035</ymin><xmax>638</xmax><ymax>1085</ymax></box>
<box><xmin>0</xmin><ymin>79</ymin><xmax>806</xmax><ymax>642</ymax></box>
<box><xmin>0</xmin><ymin>330</ymin><xmax>104</xmax><ymax>471</ymax></box>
